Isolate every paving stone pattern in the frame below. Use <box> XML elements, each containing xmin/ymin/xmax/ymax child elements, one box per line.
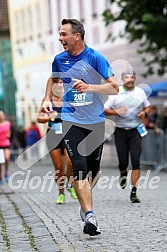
<box><xmin>0</xmin><ymin>144</ymin><xmax>167</xmax><ymax>251</ymax></box>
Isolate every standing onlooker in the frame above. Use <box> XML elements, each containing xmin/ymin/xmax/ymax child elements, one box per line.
<box><xmin>15</xmin><ymin>126</ymin><xmax>27</xmax><ymax>160</ymax></box>
<box><xmin>144</xmin><ymin>105</ymin><xmax>158</xmax><ymax>130</ymax></box>
<box><xmin>0</xmin><ymin>111</ymin><xmax>11</xmax><ymax>184</ymax></box>
<box><xmin>16</xmin><ymin>126</ymin><xmax>26</xmax><ymax>150</ymax></box>
<box><xmin>155</xmin><ymin>102</ymin><xmax>167</xmax><ymax>133</ymax></box>
<box><xmin>37</xmin><ymin>78</ymin><xmax>77</xmax><ymax>204</ymax></box>
<box><xmin>25</xmin><ymin>122</ymin><xmax>41</xmax><ymax>160</ymax></box>
<box><xmin>104</xmin><ymin>70</ymin><xmax>150</xmax><ymax>203</ymax></box>
<box><xmin>41</xmin><ymin>19</ymin><xmax>118</xmax><ymax>236</ymax></box>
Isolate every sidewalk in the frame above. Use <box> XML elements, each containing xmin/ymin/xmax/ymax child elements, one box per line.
<box><xmin>0</xmin><ymin>144</ymin><xmax>167</xmax><ymax>252</ymax></box>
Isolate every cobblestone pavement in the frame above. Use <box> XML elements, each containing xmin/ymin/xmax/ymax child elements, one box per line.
<box><xmin>0</xmin><ymin>144</ymin><xmax>167</xmax><ymax>252</ymax></box>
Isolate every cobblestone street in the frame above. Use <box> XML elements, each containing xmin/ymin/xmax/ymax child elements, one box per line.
<box><xmin>0</xmin><ymin>144</ymin><xmax>167</xmax><ymax>252</ymax></box>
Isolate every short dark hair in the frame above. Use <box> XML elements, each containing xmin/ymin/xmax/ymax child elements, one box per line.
<box><xmin>122</xmin><ymin>70</ymin><xmax>136</xmax><ymax>77</ymax></box>
<box><xmin>61</xmin><ymin>19</ymin><xmax>85</xmax><ymax>41</ymax></box>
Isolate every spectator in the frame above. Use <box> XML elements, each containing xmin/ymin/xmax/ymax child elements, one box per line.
<box><xmin>155</xmin><ymin>101</ymin><xmax>167</xmax><ymax>133</ymax></box>
<box><xmin>25</xmin><ymin>122</ymin><xmax>41</xmax><ymax>160</ymax></box>
<box><xmin>0</xmin><ymin>111</ymin><xmax>11</xmax><ymax>184</ymax></box>
<box><xmin>144</xmin><ymin>105</ymin><xmax>158</xmax><ymax>130</ymax></box>
<box><xmin>15</xmin><ymin>126</ymin><xmax>27</xmax><ymax>159</ymax></box>
<box><xmin>16</xmin><ymin>126</ymin><xmax>26</xmax><ymax>149</ymax></box>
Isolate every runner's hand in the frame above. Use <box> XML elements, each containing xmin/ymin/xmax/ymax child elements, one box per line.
<box><xmin>72</xmin><ymin>78</ymin><xmax>89</xmax><ymax>92</ymax></box>
<box><xmin>41</xmin><ymin>100</ymin><xmax>53</xmax><ymax>113</ymax></box>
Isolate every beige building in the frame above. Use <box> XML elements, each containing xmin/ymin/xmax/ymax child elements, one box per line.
<box><xmin>8</xmin><ymin>0</ymin><xmax>50</xmax><ymax>130</ymax></box>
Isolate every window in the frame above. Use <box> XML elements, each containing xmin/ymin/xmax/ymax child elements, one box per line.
<box><xmin>92</xmin><ymin>27</ymin><xmax>99</xmax><ymax>44</ymax></box>
<box><xmin>105</xmin><ymin>0</ymin><xmax>111</xmax><ymax>9</ymax></box>
<box><xmin>21</xmin><ymin>10</ymin><xmax>26</xmax><ymax>41</ymax></box>
<box><xmin>15</xmin><ymin>12</ymin><xmax>19</xmax><ymax>43</ymax></box>
<box><xmin>57</xmin><ymin>0</ymin><xmax>61</xmax><ymax>25</ymax></box>
<box><xmin>25</xmin><ymin>74</ymin><xmax>30</xmax><ymax>89</ymax></box>
<box><xmin>28</xmin><ymin>6</ymin><xmax>33</xmax><ymax>39</ymax></box>
<box><xmin>92</xmin><ymin>0</ymin><xmax>97</xmax><ymax>19</ymax></box>
<box><xmin>47</xmin><ymin>0</ymin><xmax>52</xmax><ymax>34</ymax></box>
<box><xmin>67</xmin><ymin>0</ymin><xmax>71</xmax><ymax>18</ymax></box>
<box><xmin>36</xmin><ymin>2</ymin><xmax>41</xmax><ymax>37</ymax></box>
<box><xmin>28</xmin><ymin>105</ymin><xmax>32</xmax><ymax>122</ymax></box>
<box><xmin>79</xmin><ymin>0</ymin><xmax>85</xmax><ymax>23</ymax></box>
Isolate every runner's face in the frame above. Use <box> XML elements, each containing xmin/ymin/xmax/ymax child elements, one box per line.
<box><xmin>59</xmin><ymin>24</ymin><xmax>77</xmax><ymax>53</ymax></box>
<box><xmin>122</xmin><ymin>74</ymin><xmax>136</xmax><ymax>88</ymax></box>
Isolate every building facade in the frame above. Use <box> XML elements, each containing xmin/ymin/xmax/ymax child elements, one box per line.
<box><xmin>0</xmin><ymin>0</ymin><xmax>16</xmax><ymax>124</ymax></box>
<box><xmin>8</xmin><ymin>0</ymin><xmax>166</xmax><ymax>130</ymax></box>
<box><xmin>7</xmin><ymin>0</ymin><xmax>114</xmax><ymax>131</ymax></box>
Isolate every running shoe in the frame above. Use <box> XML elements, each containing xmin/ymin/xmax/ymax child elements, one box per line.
<box><xmin>130</xmin><ymin>191</ymin><xmax>140</xmax><ymax>203</ymax></box>
<box><xmin>79</xmin><ymin>206</ymin><xmax>85</xmax><ymax>222</ymax></box>
<box><xmin>56</xmin><ymin>193</ymin><xmax>65</xmax><ymax>204</ymax></box>
<box><xmin>67</xmin><ymin>186</ymin><xmax>77</xmax><ymax>199</ymax></box>
<box><xmin>83</xmin><ymin>213</ymin><xmax>101</xmax><ymax>236</ymax></box>
<box><xmin>119</xmin><ymin>173</ymin><xmax>127</xmax><ymax>189</ymax></box>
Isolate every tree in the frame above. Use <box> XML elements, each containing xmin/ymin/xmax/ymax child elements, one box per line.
<box><xmin>103</xmin><ymin>0</ymin><xmax>167</xmax><ymax>76</ymax></box>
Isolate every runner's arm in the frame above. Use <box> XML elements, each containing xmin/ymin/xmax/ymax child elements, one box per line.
<box><xmin>72</xmin><ymin>76</ymin><xmax>119</xmax><ymax>95</ymax></box>
<box><xmin>104</xmin><ymin>107</ymin><xmax>128</xmax><ymax>116</ymax></box>
<box><xmin>37</xmin><ymin>111</ymin><xmax>50</xmax><ymax>123</ymax></box>
<box><xmin>41</xmin><ymin>77</ymin><xmax>55</xmax><ymax>113</ymax></box>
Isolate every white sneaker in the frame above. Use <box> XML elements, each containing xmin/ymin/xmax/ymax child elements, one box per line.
<box><xmin>83</xmin><ymin>213</ymin><xmax>101</xmax><ymax>236</ymax></box>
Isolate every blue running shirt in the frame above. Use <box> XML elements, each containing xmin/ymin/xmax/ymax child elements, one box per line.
<box><xmin>52</xmin><ymin>45</ymin><xmax>114</xmax><ymax>124</ymax></box>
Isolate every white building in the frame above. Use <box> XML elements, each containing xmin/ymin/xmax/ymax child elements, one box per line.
<box><xmin>8</xmin><ymin>0</ymin><xmax>165</xmax><ymax>131</ymax></box>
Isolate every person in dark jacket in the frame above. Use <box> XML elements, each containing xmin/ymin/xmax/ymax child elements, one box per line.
<box><xmin>155</xmin><ymin>102</ymin><xmax>167</xmax><ymax>133</ymax></box>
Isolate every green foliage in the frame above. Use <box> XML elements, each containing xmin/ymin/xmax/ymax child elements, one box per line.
<box><xmin>103</xmin><ymin>0</ymin><xmax>167</xmax><ymax>76</ymax></box>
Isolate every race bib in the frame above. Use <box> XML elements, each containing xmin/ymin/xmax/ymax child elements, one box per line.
<box><xmin>68</xmin><ymin>89</ymin><xmax>93</xmax><ymax>106</ymax></box>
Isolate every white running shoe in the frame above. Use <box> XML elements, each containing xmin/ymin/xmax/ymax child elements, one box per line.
<box><xmin>83</xmin><ymin>213</ymin><xmax>101</xmax><ymax>236</ymax></box>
